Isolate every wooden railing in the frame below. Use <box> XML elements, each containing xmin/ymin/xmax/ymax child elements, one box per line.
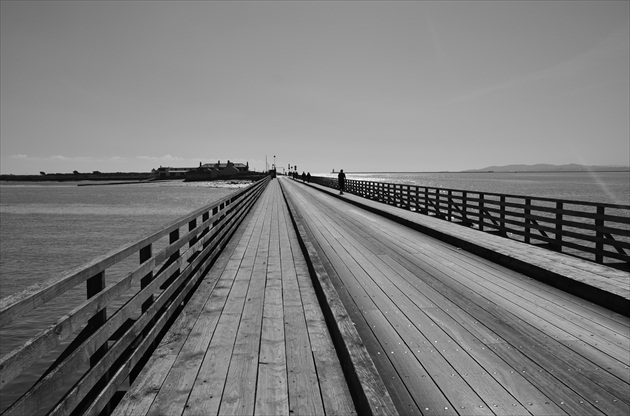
<box><xmin>305</xmin><ymin>175</ymin><xmax>630</xmax><ymax>267</ymax></box>
<box><xmin>0</xmin><ymin>176</ymin><xmax>270</xmax><ymax>416</ymax></box>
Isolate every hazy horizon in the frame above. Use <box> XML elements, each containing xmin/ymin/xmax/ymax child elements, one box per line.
<box><xmin>2</xmin><ymin>1</ymin><xmax>628</xmax><ymax>175</ymax></box>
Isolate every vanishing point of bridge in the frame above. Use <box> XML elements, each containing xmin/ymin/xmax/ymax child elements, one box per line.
<box><xmin>1</xmin><ymin>176</ymin><xmax>628</xmax><ymax>415</ymax></box>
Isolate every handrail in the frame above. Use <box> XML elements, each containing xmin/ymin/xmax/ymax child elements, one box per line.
<box><xmin>303</xmin><ymin>175</ymin><xmax>630</xmax><ymax>267</ymax></box>
<box><xmin>0</xmin><ymin>176</ymin><xmax>270</xmax><ymax>416</ymax></box>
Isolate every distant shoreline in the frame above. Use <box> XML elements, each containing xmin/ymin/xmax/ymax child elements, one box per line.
<box><xmin>3</xmin><ymin>165</ymin><xmax>629</xmax><ymax>181</ymax></box>
<box><xmin>342</xmin><ymin>169</ymin><xmax>630</xmax><ymax>174</ymax></box>
<box><xmin>0</xmin><ymin>172</ymin><xmax>152</xmax><ymax>182</ymax></box>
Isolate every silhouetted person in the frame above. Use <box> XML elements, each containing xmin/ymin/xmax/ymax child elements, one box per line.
<box><xmin>302</xmin><ymin>171</ymin><xmax>306</xmax><ymax>182</ymax></box>
<box><xmin>306</xmin><ymin>172</ymin><xmax>311</xmax><ymax>183</ymax></box>
<box><xmin>338</xmin><ymin>169</ymin><xmax>346</xmax><ymax>194</ymax></box>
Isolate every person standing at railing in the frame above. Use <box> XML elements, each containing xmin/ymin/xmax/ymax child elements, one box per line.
<box><xmin>307</xmin><ymin>172</ymin><xmax>311</xmax><ymax>183</ymax></box>
<box><xmin>338</xmin><ymin>169</ymin><xmax>346</xmax><ymax>195</ymax></box>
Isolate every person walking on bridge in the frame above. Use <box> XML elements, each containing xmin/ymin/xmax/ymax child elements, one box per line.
<box><xmin>338</xmin><ymin>169</ymin><xmax>346</xmax><ymax>195</ymax></box>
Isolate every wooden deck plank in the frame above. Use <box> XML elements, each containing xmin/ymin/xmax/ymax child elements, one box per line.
<box><xmin>362</xmin><ymin>309</ymin><xmax>460</xmax><ymax>416</ymax></box>
<box><xmin>278</xmin><ymin>190</ymin><xmax>356</xmax><ymax>416</ymax></box>
<box><xmin>218</xmin><ymin>188</ymin><xmax>273</xmax><ymax>416</ymax></box>
<box><xmin>255</xmin><ymin>189</ymin><xmax>289</xmax><ymax>416</ymax></box>
<box><xmin>255</xmin><ymin>282</ymin><xmax>288</xmax><ymax>416</ymax></box>
<box><xmin>281</xmin><ymin>244</ymin><xmax>326</xmax><ymax>415</ymax></box>
<box><xmin>183</xmin><ymin>313</ymin><xmax>241</xmax><ymax>416</ymax></box>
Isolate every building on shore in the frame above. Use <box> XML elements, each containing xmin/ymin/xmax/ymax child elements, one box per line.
<box><xmin>153</xmin><ymin>160</ymin><xmax>249</xmax><ymax>179</ymax></box>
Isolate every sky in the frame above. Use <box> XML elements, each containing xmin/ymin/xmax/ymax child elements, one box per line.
<box><xmin>1</xmin><ymin>1</ymin><xmax>628</xmax><ymax>175</ymax></box>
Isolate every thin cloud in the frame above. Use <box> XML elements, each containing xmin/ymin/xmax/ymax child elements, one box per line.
<box><xmin>136</xmin><ymin>154</ymin><xmax>187</xmax><ymax>162</ymax></box>
<box><xmin>9</xmin><ymin>154</ymin><xmax>128</xmax><ymax>163</ymax></box>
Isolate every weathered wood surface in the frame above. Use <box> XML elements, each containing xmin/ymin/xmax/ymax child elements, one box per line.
<box><xmin>113</xmin><ymin>180</ymin><xmax>357</xmax><ymax>416</ymax></box>
<box><xmin>302</xmin><ymin>178</ymin><xmax>630</xmax><ymax>316</ymax></box>
<box><xmin>281</xmin><ymin>177</ymin><xmax>630</xmax><ymax>416</ymax></box>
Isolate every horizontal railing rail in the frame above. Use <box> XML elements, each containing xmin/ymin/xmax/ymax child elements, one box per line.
<box><xmin>0</xmin><ymin>176</ymin><xmax>270</xmax><ymax>416</ymax></box>
<box><xmin>303</xmin><ymin>175</ymin><xmax>630</xmax><ymax>267</ymax></box>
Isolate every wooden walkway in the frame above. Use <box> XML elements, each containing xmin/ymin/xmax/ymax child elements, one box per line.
<box><xmin>280</xmin><ymin>177</ymin><xmax>630</xmax><ymax>416</ymax></box>
<box><xmin>113</xmin><ymin>180</ymin><xmax>357</xmax><ymax>416</ymax></box>
<box><xmin>108</xmin><ymin>176</ymin><xmax>630</xmax><ymax>416</ymax></box>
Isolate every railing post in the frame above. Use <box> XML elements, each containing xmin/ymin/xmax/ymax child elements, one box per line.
<box><xmin>524</xmin><ymin>198</ymin><xmax>531</xmax><ymax>244</ymax></box>
<box><xmin>479</xmin><ymin>193</ymin><xmax>484</xmax><ymax>231</ymax></box>
<box><xmin>202</xmin><ymin>211</ymin><xmax>211</xmax><ymax>249</ymax></box>
<box><xmin>462</xmin><ymin>191</ymin><xmax>468</xmax><ymax>224</ymax></box>
<box><xmin>424</xmin><ymin>187</ymin><xmax>429</xmax><ymax>214</ymax></box>
<box><xmin>500</xmin><ymin>195</ymin><xmax>506</xmax><ymax>235</ymax></box>
<box><xmin>392</xmin><ymin>184</ymin><xmax>395</xmax><ymax>206</ymax></box>
<box><xmin>435</xmin><ymin>189</ymin><xmax>440</xmax><ymax>217</ymax></box>
<box><xmin>402</xmin><ymin>185</ymin><xmax>406</xmax><ymax>209</ymax></box>
<box><xmin>140</xmin><ymin>244</ymin><xmax>153</xmax><ymax>313</ymax></box>
<box><xmin>189</xmin><ymin>217</ymin><xmax>198</xmax><ymax>247</ymax></box>
<box><xmin>160</xmin><ymin>228</ymin><xmax>181</xmax><ymax>290</ymax></box>
<box><xmin>595</xmin><ymin>206</ymin><xmax>604</xmax><ymax>263</ymax></box>
<box><xmin>86</xmin><ymin>271</ymin><xmax>113</xmax><ymax>414</ymax></box>
<box><xmin>555</xmin><ymin>202</ymin><xmax>563</xmax><ymax>252</ymax></box>
<box><xmin>212</xmin><ymin>206</ymin><xmax>219</xmax><ymax>227</ymax></box>
<box><xmin>413</xmin><ymin>186</ymin><xmax>419</xmax><ymax>212</ymax></box>
<box><xmin>86</xmin><ymin>271</ymin><xmax>108</xmax><ymax>367</ymax></box>
<box><xmin>448</xmin><ymin>190</ymin><xmax>453</xmax><ymax>221</ymax></box>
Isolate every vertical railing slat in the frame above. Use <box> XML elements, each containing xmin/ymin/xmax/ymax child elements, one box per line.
<box><xmin>86</xmin><ymin>271</ymin><xmax>108</xmax><ymax>367</ymax></box>
<box><xmin>555</xmin><ymin>202</ymin><xmax>563</xmax><ymax>252</ymax></box>
<box><xmin>595</xmin><ymin>206</ymin><xmax>604</xmax><ymax>263</ymax></box>
<box><xmin>524</xmin><ymin>198</ymin><xmax>531</xmax><ymax>244</ymax></box>
<box><xmin>479</xmin><ymin>194</ymin><xmax>485</xmax><ymax>231</ymax></box>
<box><xmin>500</xmin><ymin>196</ymin><xmax>506</xmax><ymax>236</ymax></box>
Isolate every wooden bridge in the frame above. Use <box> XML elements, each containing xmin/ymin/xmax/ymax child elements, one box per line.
<box><xmin>1</xmin><ymin>176</ymin><xmax>628</xmax><ymax>415</ymax></box>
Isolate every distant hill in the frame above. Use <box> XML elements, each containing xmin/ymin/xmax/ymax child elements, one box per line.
<box><xmin>463</xmin><ymin>164</ymin><xmax>630</xmax><ymax>173</ymax></box>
